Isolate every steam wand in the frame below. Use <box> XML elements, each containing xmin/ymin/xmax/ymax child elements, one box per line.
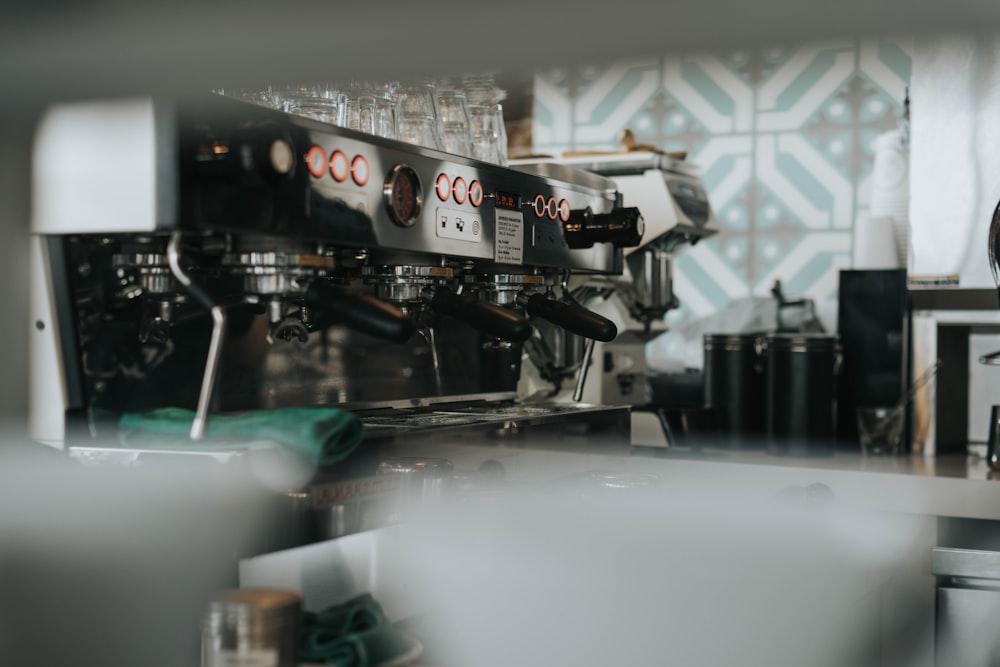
<box><xmin>418</xmin><ymin>325</ymin><xmax>445</xmax><ymax>396</ymax></box>
<box><xmin>573</xmin><ymin>338</ymin><xmax>596</xmax><ymax>403</ymax></box>
<box><xmin>167</xmin><ymin>232</ymin><xmax>227</xmax><ymax>440</ymax></box>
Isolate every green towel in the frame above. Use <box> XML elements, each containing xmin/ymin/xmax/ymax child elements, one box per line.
<box><xmin>117</xmin><ymin>407</ymin><xmax>364</xmax><ymax>466</ymax></box>
<box><xmin>300</xmin><ymin>630</ymin><xmax>368</xmax><ymax>666</ymax></box>
<box><xmin>313</xmin><ymin>593</ymin><xmax>386</xmax><ymax>635</ymax></box>
<box><xmin>299</xmin><ymin>593</ymin><xmax>418</xmax><ymax>666</ymax></box>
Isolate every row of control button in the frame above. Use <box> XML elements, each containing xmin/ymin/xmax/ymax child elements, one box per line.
<box><xmin>533</xmin><ymin>194</ymin><xmax>571</xmax><ymax>223</ymax></box>
<box><xmin>435</xmin><ymin>173</ymin><xmax>484</xmax><ymax>207</ymax></box>
<box><xmin>305</xmin><ymin>146</ymin><xmax>370</xmax><ymax>186</ymax></box>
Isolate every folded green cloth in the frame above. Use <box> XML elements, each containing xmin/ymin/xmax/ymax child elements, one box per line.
<box><xmin>300</xmin><ymin>630</ymin><xmax>368</xmax><ymax>666</ymax></box>
<box><xmin>299</xmin><ymin>593</ymin><xmax>417</xmax><ymax>666</ymax></box>
<box><xmin>312</xmin><ymin>593</ymin><xmax>385</xmax><ymax>635</ymax></box>
<box><xmin>117</xmin><ymin>407</ymin><xmax>364</xmax><ymax>466</ymax></box>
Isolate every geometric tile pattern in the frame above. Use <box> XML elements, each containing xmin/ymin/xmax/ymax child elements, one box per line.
<box><xmin>533</xmin><ymin>38</ymin><xmax>912</xmax><ymax>328</ymax></box>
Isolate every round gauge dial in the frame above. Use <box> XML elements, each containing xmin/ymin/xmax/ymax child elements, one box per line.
<box><xmin>383</xmin><ymin>164</ymin><xmax>422</xmax><ymax>227</ymax></box>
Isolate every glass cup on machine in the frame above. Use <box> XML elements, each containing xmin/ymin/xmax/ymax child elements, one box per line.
<box><xmin>369</xmin><ymin>89</ymin><xmax>398</xmax><ymax>139</ymax></box>
<box><xmin>397</xmin><ymin>113</ymin><xmax>443</xmax><ymax>150</ymax></box>
<box><xmin>342</xmin><ymin>83</ymin><xmax>398</xmax><ymax>139</ymax></box>
<box><xmin>394</xmin><ymin>81</ymin><xmax>443</xmax><ymax>150</ymax></box>
<box><xmin>214</xmin><ymin>86</ymin><xmax>280</xmax><ymax>109</ymax></box>
<box><xmin>490</xmin><ymin>102</ymin><xmax>509</xmax><ymax>165</ymax></box>
<box><xmin>468</xmin><ymin>103</ymin><xmax>500</xmax><ymax>163</ymax></box>
<box><xmin>278</xmin><ymin>83</ymin><xmax>345</xmax><ymax>125</ymax></box>
<box><xmin>435</xmin><ymin>89</ymin><xmax>473</xmax><ymax>158</ymax></box>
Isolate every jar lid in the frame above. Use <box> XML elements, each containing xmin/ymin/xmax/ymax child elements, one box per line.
<box><xmin>207</xmin><ymin>588</ymin><xmax>302</xmax><ymax>612</ymax></box>
<box><xmin>703</xmin><ymin>332</ymin><xmax>766</xmax><ymax>348</ymax></box>
<box><xmin>764</xmin><ymin>333</ymin><xmax>839</xmax><ymax>351</ymax></box>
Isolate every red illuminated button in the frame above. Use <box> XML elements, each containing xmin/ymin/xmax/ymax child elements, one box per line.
<box><xmin>534</xmin><ymin>194</ymin><xmax>546</xmax><ymax>218</ymax></box>
<box><xmin>546</xmin><ymin>196</ymin><xmax>558</xmax><ymax>220</ymax></box>
<box><xmin>329</xmin><ymin>150</ymin><xmax>349</xmax><ymax>182</ymax></box>
<box><xmin>436</xmin><ymin>173</ymin><xmax>451</xmax><ymax>201</ymax></box>
<box><xmin>452</xmin><ymin>177</ymin><xmax>468</xmax><ymax>205</ymax></box>
<box><xmin>469</xmin><ymin>180</ymin><xmax>484</xmax><ymax>207</ymax></box>
<box><xmin>306</xmin><ymin>146</ymin><xmax>327</xmax><ymax>178</ymax></box>
<box><xmin>351</xmin><ymin>155</ymin><xmax>370</xmax><ymax>186</ymax></box>
<box><xmin>558</xmin><ymin>199</ymin><xmax>571</xmax><ymax>223</ymax></box>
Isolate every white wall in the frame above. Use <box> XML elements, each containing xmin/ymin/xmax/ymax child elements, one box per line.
<box><xmin>911</xmin><ymin>34</ymin><xmax>1000</xmax><ymax>286</ymax></box>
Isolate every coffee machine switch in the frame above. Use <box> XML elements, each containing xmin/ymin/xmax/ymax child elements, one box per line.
<box><xmin>233</xmin><ymin>122</ymin><xmax>298</xmax><ymax>182</ymax></box>
<box><xmin>563</xmin><ymin>206</ymin><xmax>644</xmax><ymax>249</ymax></box>
<box><xmin>268</xmin><ymin>139</ymin><xmax>295</xmax><ymax>176</ymax></box>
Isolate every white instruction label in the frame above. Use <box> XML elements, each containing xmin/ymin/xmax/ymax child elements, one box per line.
<box><xmin>205</xmin><ymin>649</ymin><xmax>279</xmax><ymax>667</ymax></box>
<box><xmin>435</xmin><ymin>207</ymin><xmax>482</xmax><ymax>242</ymax></box>
<box><xmin>494</xmin><ymin>210</ymin><xmax>524</xmax><ymax>265</ymax></box>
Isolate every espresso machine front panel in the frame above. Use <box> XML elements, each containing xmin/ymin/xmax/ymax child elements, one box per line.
<box><xmin>34</xmin><ymin>95</ymin><xmax>624</xmax><ymax>272</ymax></box>
<box><xmin>30</xmin><ymin>94</ymin><xmax>641</xmax><ymax>449</ymax></box>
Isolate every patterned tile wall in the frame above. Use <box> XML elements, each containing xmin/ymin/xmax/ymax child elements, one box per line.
<box><xmin>532</xmin><ymin>38</ymin><xmax>912</xmax><ymax>330</ymax></box>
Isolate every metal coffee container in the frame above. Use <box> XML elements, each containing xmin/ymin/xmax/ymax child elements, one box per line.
<box><xmin>202</xmin><ymin>588</ymin><xmax>302</xmax><ymax>667</ymax></box>
<box><xmin>763</xmin><ymin>333</ymin><xmax>841</xmax><ymax>456</ymax></box>
<box><xmin>703</xmin><ymin>333</ymin><xmax>767</xmax><ymax>447</ymax></box>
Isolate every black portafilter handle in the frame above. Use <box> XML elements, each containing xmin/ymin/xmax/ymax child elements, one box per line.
<box><xmin>525</xmin><ymin>293</ymin><xmax>618</xmax><ymax>342</ymax></box>
<box><xmin>563</xmin><ymin>206</ymin><xmax>644</xmax><ymax>249</ymax></box>
<box><xmin>430</xmin><ymin>287</ymin><xmax>532</xmax><ymax>342</ymax></box>
<box><xmin>305</xmin><ymin>281</ymin><xmax>416</xmax><ymax>343</ymax></box>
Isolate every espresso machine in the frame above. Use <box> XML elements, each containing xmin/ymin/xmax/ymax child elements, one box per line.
<box><xmin>511</xmin><ymin>152</ymin><xmax>719</xmax><ymax>446</ymax></box>
<box><xmin>28</xmin><ymin>93</ymin><xmax>644</xmax><ymax>488</ymax></box>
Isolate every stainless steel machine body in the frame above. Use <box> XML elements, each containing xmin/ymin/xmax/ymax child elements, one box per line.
<box><xmin>512</xmin><ymin>152</ymin><xmax>719</xmax><ymax>446</ymax></box>
<box><xmin>29</xmin><ymin>94</ymin><xmax>640</xmax><ymax>456</ymax></box>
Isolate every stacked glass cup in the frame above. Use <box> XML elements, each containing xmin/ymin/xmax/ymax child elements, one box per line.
<box><xmin>214</xmin><ymin>73</ymin><xmax>509</xmax><ymax>164</ymax></box>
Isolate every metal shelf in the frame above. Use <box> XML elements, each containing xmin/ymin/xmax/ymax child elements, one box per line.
<box><xmin>909</xmin><ymin>287</ymin><xmax>998</xmax><ymax>311</ymax></box>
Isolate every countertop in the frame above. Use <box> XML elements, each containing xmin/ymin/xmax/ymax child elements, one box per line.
<box><xmin>614</xmin><ymin>446</ymin><xmax>1000</xmax><ymax>521</ymax></box>
<box><xmin>415</xmin><ymin>434</ymin><xmax>1000</xmax><ymax>521</ymax></box>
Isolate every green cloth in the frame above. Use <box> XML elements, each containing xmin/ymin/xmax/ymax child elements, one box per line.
<box><xmin>300</xmin><ymin>631</ymin><xmax>368</xmax><ymax>666</ymax></box>
<box><xmin>312</xmin><ymin>593</ymin><xmax>385</xmax><ymax>635</ymax></box>
<box><xmin>299</xmin><ymin>593</ymin><xmax>417</xmax><ymax>666</ymax></box>
<box><xmin>117</xmin><ymin>407</ymin><xmax>364</xmax><ymax>466</ymax></box>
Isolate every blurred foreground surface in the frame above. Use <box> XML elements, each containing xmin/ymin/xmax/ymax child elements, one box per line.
<box><xmin>0</xmin><ymin>428</ymin><xmax>940</xmax><ymax>667</ymax></box>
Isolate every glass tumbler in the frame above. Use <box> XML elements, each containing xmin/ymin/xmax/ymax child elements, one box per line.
<box><xmin>436</xmin><ymin>90</ymin><xmax>473</xmax><ymax>157</ymax></box>
<box><xmin>468</xmin><ymin>103</ymin><xmax>500</xmax><ymax>163</ymax></box>
<box><xmin>342</xmin><ymin>88</ymin><xmax>397</xmax><ymax>139</ymax></box>
<box><xmin>284</xmin><ymin>95</ymin><xmax>342</xmax><ymax>124</ymax></box>
<box><xmin>856</xmin><ymin>406</ymin><xmax>905</xmax><ymax>456</ymax></box>
<box><xmin>397</xmin><ymin>113</ymin><xmax>443</xmax><ymax>150</ymax></box>
<box><xmin>369</xmin><ymin>90</ymin><xmax>398</xmax><ymax>140</ymax></box>
<box><xmin>279</xmin><ymin>83</ymin><xmax>344</xmax><ymax>125</ymax></box>
<box><xmin>395</xmin><ymin>81</ymin><xmax>440</xmax><ymax>117</ymax></box>
<box><xmin>395</xmin><ymin>82</ymin><xmax>442</xmax><ymax>148</ymax></box>
<box><xmin>491</xmin><ymin>102</ymin><xmax>509</xmax><ymax>166</ymax></box>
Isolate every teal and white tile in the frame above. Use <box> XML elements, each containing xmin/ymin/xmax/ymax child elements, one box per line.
<box><xmin>531</xmin><ymin>37</ymin><xmax>913</xmax><ymax>332</ymax></box>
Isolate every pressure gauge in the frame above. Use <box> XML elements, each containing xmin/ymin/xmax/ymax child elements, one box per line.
<box><xmin>383</xmin><ymin>164</ymin><xmax>422</xmax><ymax>227</ymax></box>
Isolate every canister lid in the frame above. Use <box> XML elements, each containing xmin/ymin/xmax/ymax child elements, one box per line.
<box><xmin>206</xmin><ymin>588</ymin><xmax>302</xmax><ymax>613</ymax></box>
<box><xmin>764</xmin><ymin>332</ymin><xmax>839</xmax><ymax>351</ymax></box>
<box><xmin>703</xmin><ymin>332</ymin><xmax>767</xmax><ymax>349</ymax></box>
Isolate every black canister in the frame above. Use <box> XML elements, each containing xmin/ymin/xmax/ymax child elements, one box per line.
<box><xmin>764</xmin><ymin>333</ymin><xmax>841</xmax><ymax>456</ymax></box>
<box><xmin>703</xmin><ymin>333</ymin><xmax>767</xmax><ymax>447</ymax></box>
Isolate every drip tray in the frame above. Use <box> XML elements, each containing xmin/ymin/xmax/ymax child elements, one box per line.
<box><xmin>358</xmin><ymin>402</ymin><xmax>630</xmax><ymax>439</ymax></box>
